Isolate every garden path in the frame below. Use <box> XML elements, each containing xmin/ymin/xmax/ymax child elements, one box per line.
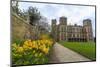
<box><xmin>49</xmin><ymin>43</ymin><xmax>91</xmax><ymax>63</ymax></box>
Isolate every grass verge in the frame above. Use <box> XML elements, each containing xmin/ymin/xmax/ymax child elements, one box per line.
<box><xmin>59</xmin><ymin>41</ymin><xmax>96</xmax><ymax>61</ymax></box>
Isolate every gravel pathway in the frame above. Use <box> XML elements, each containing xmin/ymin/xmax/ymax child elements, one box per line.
<box><xmin>49</xmin><ymin>43</ymin><xmax>91</xmax><ymax>63</ymax></box>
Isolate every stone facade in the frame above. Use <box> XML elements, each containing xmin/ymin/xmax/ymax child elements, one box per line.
<box><xmin>51</xmin><ymin>16</ymin><xmax>93</xmax><ymax>42</ymax></box>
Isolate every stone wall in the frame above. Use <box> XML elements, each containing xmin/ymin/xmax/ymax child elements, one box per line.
<box><xmin>11</xmin><ymin>12</ymin><xmax>35</xmax><ymax>42</ymax></box>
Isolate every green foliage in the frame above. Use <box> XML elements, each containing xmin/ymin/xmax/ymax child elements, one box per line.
<box><xmin>28</xmin><ymin>6</ymin><xmax>41</xmax><ymax>25</ymax></box>
<box><xmin>59</xmin><ymin>41</ymin><xmax>96</xmax><ymax>60</ymax></box>
<box><xmin>12</xmin><ymin>38</ymin><xmax>24</xmax><ymax>45</ymax></box>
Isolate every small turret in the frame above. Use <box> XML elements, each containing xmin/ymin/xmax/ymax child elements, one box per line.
<box><xmin>51</xmin><ymin>19</ymin><xmax>57</xmax><ymax>40</ymax></box>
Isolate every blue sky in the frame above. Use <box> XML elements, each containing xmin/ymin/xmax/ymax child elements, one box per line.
<box><xmin>18</xmin><ymin>2</ymin><xmax>96</xmax><ymax>37</ymax></box>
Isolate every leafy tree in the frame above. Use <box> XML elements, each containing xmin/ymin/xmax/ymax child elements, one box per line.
<box><xmin>28</xmin><ymin>6</ymin><xmax>41</xmax><ymax>25</ymax></box>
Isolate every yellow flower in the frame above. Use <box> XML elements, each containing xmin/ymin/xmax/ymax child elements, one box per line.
<box><xmin>32</xmin><ymin>41</ymin><xmax>36</xmax><ymax>45</ymax></box>
<box><xmin>12</xmin><ymin>43</ymin><xmax>18</xmax><ymax>48</ymax></box>
<box><xmin>24</xmin><ymin>41</ymin><xmax>28</xmax><ymax>46</ymax></box>
<box><xmin>32</xmin><ymin>44</ymin><xmax>35</xmax><ymax>48</ymax></box>
<box><xmin>39</xmin><ymin>53</ymin><xmax>42</xmax><ymax>57</ymax></box>
<box><xmin>28</xmin><ymin>42</ymin><xmax>33</xmax><ymax>47</ymax></box>
<box><xmin>35</xmin><ymin>45</ymin><xmax>38</xmax><ymax>49</ymax></box>
<box><xmin>17</xmin><ymin>47</ymin><xmax>24</xmax><ymax>53</ymax></box>
<box><xmin>33</xmin><ymin>50</ymin><xmax>35</xmax><ymax>54</ymax></box>
<box><xmin>23</xmin><ymin>45</ymin><xmax>28</xmax><ymax>50</ymax></box>
<box><xmin>43</xmin><ymin>47</ymin><xmax>49</xmax><ymax>54</ymax></box>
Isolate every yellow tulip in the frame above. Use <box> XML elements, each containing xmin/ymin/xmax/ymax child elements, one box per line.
<box><xmin>39</xmin><ymin>53</ymin><xmax>42</xmax><ymax>57</ymax></box>
<box><xmin>32</xmin><ymin>41</ymin><xmax>36</xmax><ymax>45</ymax></box>
<box><xmin>17</xmin><ymin>47</ymin><xmax>24</xmax><ymax>53</ymax></box>
<box><xmin>33</xmin><ymin>50</ymin><xmax>35</xmax><ymax>54</ymax></box>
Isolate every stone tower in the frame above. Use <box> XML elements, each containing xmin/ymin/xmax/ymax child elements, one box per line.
<box><xmin>83</xmin><ymin>19</ymin><xmax>93</xmax><ymax>41</ymax></box>
<box><xmin>51</xmin><ymin>19</ymin><xmax>57</xmax><ymax>41</ymax></box>
<box><xmin>59</xmin><ymin>16</ymin><xmax>67</xmax><ymax>41</ymax></box>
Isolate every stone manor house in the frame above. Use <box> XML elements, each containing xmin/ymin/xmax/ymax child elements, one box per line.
<box><xmin>51</xmin><ymin>16</ymin><xmax>93</xmax><ymax>42</ymax></box>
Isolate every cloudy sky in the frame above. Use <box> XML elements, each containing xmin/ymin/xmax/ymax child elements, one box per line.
<box><xmin>18</xmin><ymin>1</ymin><xmax>96</xmax><ymax>37</ymax></box>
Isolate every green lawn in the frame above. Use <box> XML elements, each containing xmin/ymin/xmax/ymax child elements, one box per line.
<box><xmin>59</xmin><ymin>41</ymin><xmax>96</xmax><ymax>60</ymax></box>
